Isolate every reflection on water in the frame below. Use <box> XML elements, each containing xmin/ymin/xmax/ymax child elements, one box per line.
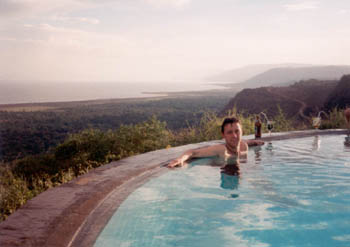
<box><xmin>215</xmin><ymin>156</ymin><xmax>241</xmax><ymax>194</ymax></box>
<box><xmin>344</xmin><ymin>135</ymin><xmax>350</xmax><ymax>148</ymax></box>
<box><xmin>220</xmin><ymin>163</ymin><xmax>240</xmax><ymax>176</ymax></box>
<box><xmin>312</xmin><ymin>135</ymin><xmax>321</xmax><ymax>151</ymax></box>
<box><xmin>220</xmin><ymin>172</ymin><xmax>239</xmax><ymax>190</ymax></box>
<box><xmin>254</xmin><ymin>146</ymin><xmax>262</xmax><ymax>164</ymax></box>
<box><xmin>220</xmin><ymin>164</ymin><xmax>240</xmax><ymax>191</ymax></box>
<box><xmin>266</xmin><ymin>142</ymin><xmax>273</xmax><ymax>151</ymax></box>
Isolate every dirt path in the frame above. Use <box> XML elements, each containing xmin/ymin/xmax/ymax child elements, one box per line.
<box><xmin>266</xmin><ymin>88</ymin><xmax>309</xmax><ymax>121</ymax></box>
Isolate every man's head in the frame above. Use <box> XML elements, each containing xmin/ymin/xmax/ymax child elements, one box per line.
<box><xmin>221</xmin><ymin>117</ymin><xmax>242</xmax><ymax>148</ymax></box>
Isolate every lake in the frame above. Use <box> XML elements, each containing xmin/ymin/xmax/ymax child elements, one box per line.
<box><xmin>0</xmin><ymin>81</ymin><xmax>227</xmax><ymax>104</ymax></box>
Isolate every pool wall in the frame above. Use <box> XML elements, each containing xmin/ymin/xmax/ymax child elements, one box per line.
<box><xmin>0</xmin><ymin>129</ymin><xmax>348</xmax><ymax>247</ymax></box>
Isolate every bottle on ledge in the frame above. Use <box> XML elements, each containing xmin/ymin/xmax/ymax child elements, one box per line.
<box><xmin>255</xmin><ymin>115</ymin><xmax>262</xmax><ymax>139</ymax></box>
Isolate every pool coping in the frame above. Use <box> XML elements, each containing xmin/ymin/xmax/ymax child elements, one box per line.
<box><xmin>0</xmin><ymin>129</ymin><xmax>348</xmax><ymax>246</ymax></box>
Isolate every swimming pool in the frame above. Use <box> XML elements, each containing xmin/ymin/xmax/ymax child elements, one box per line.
<box><xmin>95</xmin><ymin>135</ymin><xmax>350</xmax><ymax>247</ymax></box>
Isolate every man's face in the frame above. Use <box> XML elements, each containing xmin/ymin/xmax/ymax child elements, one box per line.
<box><xmin>222</xmin><ymin>122</ymin><xmax>242</xmax><ymax>147</ymax></box>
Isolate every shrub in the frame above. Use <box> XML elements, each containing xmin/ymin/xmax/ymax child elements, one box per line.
<box><xmin>113</xmin><ymin>116</ymin><xmax>171</xmax><ymax>159</ymax></box>
<box><xmin>272</xmin><ymin>105</ymin><xmax>293</xmax><ymax>132</ymax></box>
<box><xmin>0</xmin><ymin>165</ymin><xmax>33</xmax><ymax>221</ymax></box>
<box><xmin>320</xmin><ymin>108</ymin><xmax>347</xmax><ymax>129</ymax></box>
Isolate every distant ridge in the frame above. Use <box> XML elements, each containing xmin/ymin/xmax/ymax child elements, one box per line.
<box><xmin>239</xmin><ymin>65</ymin><xmax>350</xmax><ymax>88</ymax></box>
<box><xmin>206</xmin><ymin>63</ymin><xmax>309</xmax><ymax>83</ymax></box>
<box><xmin>209</xmin><ymin>65</ymin><xmax>350</xmax><ymax>90</ymax></box>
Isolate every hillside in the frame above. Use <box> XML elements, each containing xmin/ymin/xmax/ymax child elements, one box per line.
<box><xmin>324</xmin><ymin>75</ymin><xmax>350</xmax><ymax>110</ymax></box>
<box><xmin>221</xmin><ymin>79</ymin><xmax>338</xmax><ymax>122</ymax></box>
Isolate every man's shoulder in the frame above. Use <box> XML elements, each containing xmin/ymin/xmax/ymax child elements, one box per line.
<box><xmin>208</xmin><ymin>143</ymin><xmax>226</xmax><ymax>151</ymax></box>
<box><xmin>207</xmin><ymin>143</ymin><xmax>226</xmax><ymax>153</ymax></box>
<box><xmin>240</xmin><ymin>140</ymin><xmax>249</xmax><ymax>151</ymax></box>
<box><xmin>191</xmin><ymin>143</ymin><xmax>226</xmax><ymax>157</ymax></box>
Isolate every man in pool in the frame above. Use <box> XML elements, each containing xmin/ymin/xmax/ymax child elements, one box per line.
<box><xmin>167</xmin><ymin>117</ymin><xmax>264</xmax><ymax>168</ymax></box>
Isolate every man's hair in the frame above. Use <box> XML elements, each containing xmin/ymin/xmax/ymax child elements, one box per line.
<box><xmin>221</xmin><ymin>117</ymin><xmax>240</xmax><ymax>134</ymax></box>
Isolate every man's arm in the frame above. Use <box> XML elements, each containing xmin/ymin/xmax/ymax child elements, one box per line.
<box><xmin>167</xmin><ymin>144</ymin><xmax>223</xmax><ymax>168</ymax></box>
<box><xmin>240</xmin><ymin>141</ymin><xmax>249</xmax><ymax>154</ymax></box>
<box><xmin>238</xmin><ymin>139</ymin><xmax>264</xmax><ymax>159</ymax></box>
<box><xmin>245</xmin><ymin>139</ymin><xmax>264</xmax><ymax>146</ymax></box>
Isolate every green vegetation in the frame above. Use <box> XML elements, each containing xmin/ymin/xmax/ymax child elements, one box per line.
<box><xmin>319</xmin><ymin>108</ymin><xmax>348</xmax><ymax>129</ymax></box>
<box><xmin>272</xmin><ymin>105</ymin><xmax>294</xmax><ymax>132</ymax></box>
<box><xmin>0</xmin><ymin>95</ymin><xmax>230</xmax><ymax>162</ymax></box>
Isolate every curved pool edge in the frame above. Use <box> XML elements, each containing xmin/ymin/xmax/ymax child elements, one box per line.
<box><xmin>0</xmin><ymin>129</ymin><xmax>348</xmax><ymax>247</ymax></box>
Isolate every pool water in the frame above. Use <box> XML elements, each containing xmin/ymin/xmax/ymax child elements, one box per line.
<box><xmin>95</xmin><ymin>135</ymin><xmax>350</xmax><ymax>247</ymax></box>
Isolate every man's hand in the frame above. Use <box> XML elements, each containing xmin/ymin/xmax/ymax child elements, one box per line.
<box><xmin>167</xmin><ymin>157</ymin><xmax>189</xmax><ymax>168</ymax></box>
<box><xmin>167</xmin><ymin>151</ymin><xmax>193</xmax><ymax>168</ymax></box>
<box><xmin>167</xmin><ymin>158</ymin><xmax>184</xmax><ymax>168</ymax></box>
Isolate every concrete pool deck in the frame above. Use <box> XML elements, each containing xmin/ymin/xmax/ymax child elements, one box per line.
<box><xmin>0</xmin><ymin>129</ymin><xmax>349</xmax><ymax>247</ymax></box>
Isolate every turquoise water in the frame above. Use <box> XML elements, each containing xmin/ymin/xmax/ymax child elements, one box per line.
<box><xmin>95</xmin><ymin>135</ymin><xmax>350</xmax><ymax>247</ymax></box>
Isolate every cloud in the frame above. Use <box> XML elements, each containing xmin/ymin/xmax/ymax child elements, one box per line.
<box><xmin>283</xmin><ymin>1</ymin><xmax>320</xmax><ymax>11</ymax></box>
<box><xmin>0</xmin><ymin>22</ymin><xmax>134</xmax><ymax>81</ymax></box>
<box><xmin>0</xmin><ymin>37</ymin><xmax>17</xmax><ymax>42</ymax></box>
<box><xmin>0</xmin><ymin>0</ymin><xmax>24</xmax><ymax>15</ymax></box>
<box><xmin>339</xmin><ymin>9</ymin><xmax>350</xmax><ymax>14</ymax></box>
<box><xmin>17</xmin><ymin>23</ymin><xmax>112</xmax><ymax>50</ymax></box>
<box><xmin>0</xmin><ymin>0</ymin><xmax>91</xmax><ymax>19</ymax></box>
<box><xmin>144</xmin><ymin>0</ymin><xmax>191</xmax><ymax>8</ymax></box>
<box><xmin>51</xmin><ymin>16</ymin><xmax>100</xmax><ymax>25</ymax></box>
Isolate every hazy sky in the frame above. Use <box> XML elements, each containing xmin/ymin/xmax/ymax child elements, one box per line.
<box><xmin>1</xmin><ymin>0</ymin><xmax>350</xmax><ymax>82</ymax></box>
